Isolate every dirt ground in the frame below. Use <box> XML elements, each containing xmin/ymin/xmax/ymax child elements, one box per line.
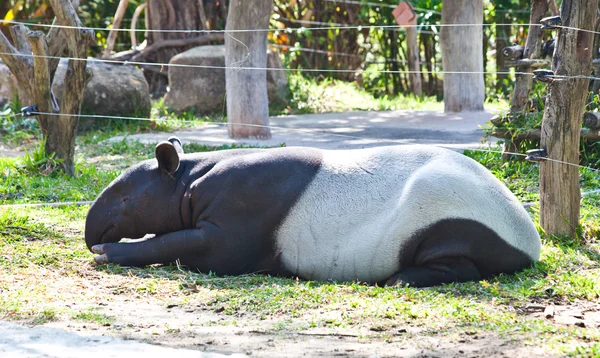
<box><xmin>0</xmin><ymin>145</ymin><xmax>23</xmax><ymax>158</ymax></box>
<box><xmin>28</xmin><ymin>296</ymin><xmax>597</xmax><ymax>357</ymax></box>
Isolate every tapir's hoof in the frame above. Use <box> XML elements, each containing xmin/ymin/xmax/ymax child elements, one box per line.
<box><xmin>91</xmin><ymin>245</ymin><xmax>109</xmax><ymax>264</ymax></box>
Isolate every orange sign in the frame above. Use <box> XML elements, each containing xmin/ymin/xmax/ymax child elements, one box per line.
<box><xmin>392</xmin><ymin>1</ymin><xmax>417</xmax><ymax>26</ymax></box>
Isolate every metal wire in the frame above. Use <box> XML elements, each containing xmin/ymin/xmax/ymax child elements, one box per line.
<box><xmin>9</xmin><ymin>110</ymin><xmax>600</xmax><ymax>175</ymax></box>
<box><xmin>2</xmin><ymin>109</ymin><xmax>600</xmax><ymax>209</ymax></box>
<box><xmin>0</xmin><ymin>19</ymin><xmax>541</xmax><ymax>34</ymax></box>
<box><xmin>0</xmin><ymin>51</ymin><xmax>532</xmax><ymax>77</ymax></box>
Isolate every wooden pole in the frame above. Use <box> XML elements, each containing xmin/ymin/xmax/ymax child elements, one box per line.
<box><xmin>440</xmin><ymin>0</ymin><xmax>484</xmax><ymax>112</ymax></box>
<box><xmin>539</xmin><ymin>0</ymin><xmax>598</xmax><ymax>237</ymax></box>
<box><xmin>225</xmin><ymin>0</ymin><xmax>273</xmax><ymax>139</ymax></box>
<box><xmin>406</xmin><ymin>26</ymin><xmax>422</xmax><ymax>97</ymax></box>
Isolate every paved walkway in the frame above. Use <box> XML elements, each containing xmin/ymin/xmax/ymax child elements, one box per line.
<box><xmin>110</xmin><ymin>110</ymin><xmax>497</xmax><ymax>151</ymax></box>
<box><xmin>0</xmin><ymin>321</ymin><xmax>245</xmax><ymax>358</ymax></box>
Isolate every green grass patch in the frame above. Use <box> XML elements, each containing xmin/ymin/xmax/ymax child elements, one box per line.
<box><xmin>1</xmin><ymin>106</ymin><xmax>599</xmax><ymax>355</ymax></box>
<box><xmin>278</xmin><ymin>73</ymin><xmax>442</xmax><ymax>115</ymax></box>
<box><xmin>72</xmin><ymin>310</ymin><xmax>113</xmax><ymax>326</ymax></box>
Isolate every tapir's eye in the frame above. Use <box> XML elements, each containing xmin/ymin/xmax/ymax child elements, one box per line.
<box><xmin>121</xmin><ymin>197</ymin><xmax>130</xmax><ymax>204</ymax></box>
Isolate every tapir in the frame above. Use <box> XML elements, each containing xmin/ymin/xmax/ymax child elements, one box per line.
<box><xmin>85</xmin><ymin>137</ymin><xmax>541</xmax><ymax>287</ymax></box>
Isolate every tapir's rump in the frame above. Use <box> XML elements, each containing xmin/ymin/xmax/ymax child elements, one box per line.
<box><xmin>85</xmin><ymin>139</ymin><xmax>541</xmax><ymax>287</ymax></box>
<box><xmin>275</xmin><ymin>146</ymin><xmax>539</xmax><ymax>283</ymax></box>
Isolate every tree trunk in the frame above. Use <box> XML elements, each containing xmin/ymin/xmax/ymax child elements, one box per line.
<box><xmin>103</xmin><ymin>0</ymin><xmax>129</xmax><ymax>57</ymax></box>
<box><xmin>500</xmin><ymin>0</ymin><xmax>549</xmax><ymax>159</ymax></box>
<box><xmin>145</xmin><ymin>0</ymin><xmax>204</xmax><ymax>95</ymax></box>
<box><xmin>406</xmin><ymin>26</ymin><xmax>422</xmax><ymax>96</ymax></box>
<box><xmin>421</xmin><ymin>33</ymin><xmax>436</xmax><ymax>96</ymax></box>
<box><xmin>0</xmin><ymin>0</ymin><xmax>92</xmax><ymax>176</ymax></box>
<box><xmin>539</xmin><ymin>0</ymin><xmax>598</xmax><ymax>237</ymax></box>
<box><xmin>510</xmin><ymin>0</ymin><xmax>548</xmax><ymax>113</ymax></box>
<box><xmin>440</xmin><ymin>0</ymin><xmax>484</xmax><ymax>112</ymax></box>
<box><xmin>225</xmin><ymin>0</ymin><xmax>272</xmax><ymax>139</ymax></box>
<box><xmin>495</xmin><ymin>24</ymin><xmax>509</xmax><ymax>94</ymax></box>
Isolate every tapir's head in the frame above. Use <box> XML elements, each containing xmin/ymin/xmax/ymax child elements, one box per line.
<box><xmin>84</xmin><ymin>137</ymin><xmax>184</xmax><ymax>251</ymax></box>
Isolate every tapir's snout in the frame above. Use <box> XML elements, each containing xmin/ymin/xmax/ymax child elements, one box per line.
<box><xmin>84</xmin><ymin>200</ymin><xmax>121</xmax><ymax>251</ymax></box>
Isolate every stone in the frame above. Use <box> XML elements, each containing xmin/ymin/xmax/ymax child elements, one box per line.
<box><xmin>165</xmin><ymin>45</ymin><xmax>226</xmax><ymax>114</ymax></box>
<box><xmin>266</xmin><ymin>49</ymin><xmax>289</xmax><ymax>107</ymax></box>
<box><xmin>165</xmin><ymin>45</ymin><xmax>287</xmax><ymax>114</ymax></box>
<box><xmin>52</xmin><ymin>59</ymin><xmax>151</xmax><ymax>131</ymax></box>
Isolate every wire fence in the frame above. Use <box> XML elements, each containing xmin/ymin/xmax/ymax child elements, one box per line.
<box><xmin>0</xmin><ymin>19</ymin><xmax>549</xmax><ymax>33</ymax></box>
<box><xmin>0</xmin><ymin>51</ymin><xmax>537</xmax><ymax>77</ymax></box>
<box><xmin>1</xmin><ymin>14</ymin><xmax>600</xmax><ymax>209</ymax></box>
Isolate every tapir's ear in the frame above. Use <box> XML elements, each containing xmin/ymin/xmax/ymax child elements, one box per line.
<box><xmin>155</xmin><ymin>141</ymin><xmax>180</xmax><ymax>175</ymax></box>
<box><xmin>167</xmin><ymin>136</ymin><xmax>184</xmax><ymax>154</ymax></box>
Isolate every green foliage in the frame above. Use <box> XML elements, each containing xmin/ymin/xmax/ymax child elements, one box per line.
<box><xmin>0</xmin><ymin>155</ymin><xmax>117</xmax><ymax>205</ymax></box>
<box><xmin>0</xmin><ymin>211</ymin><xmax>55</xmax><ymax>243</ymax></box>
<box><xmin>485</xmin><ymin>91</ymin><xmax>600</xmax><ymax>169</ymax></box>
<box><xmin>464</xmin><ymin>146</ymin><xmax>540</xmax><ymax>203</ymax></box>
<box><xmin>0</xmin><ymin>100</ymin><xmax>39</xmax><ymax>145</ymax></box>
<box><xmin>281</xmin><ymin>72</ymin><xmax>441</xmax><ymax>115</ymax></box>
<box><xmin>568</xmin><ymin>343</ymin><xmax>600</xmax><ymax>357</ymax></box>
<box><xmin>19</xmin><ymin>139</ymin><xmax>63</xmax><ymax>175</ymax></box>
<box><xmin>72</xmin><ymin>310</ymin><xmax>113</xmax><ymax>326</ymax></box>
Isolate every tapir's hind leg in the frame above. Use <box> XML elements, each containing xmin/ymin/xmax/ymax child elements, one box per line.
<box><xmin>384</xmin><ymin>218</ymin><xmax>534</xmax><ymax>288</ymax></box>
<box><xmin>385</xmin><ymin>257</ymin><xmax>482</xmax><ymax>288</ymax></box>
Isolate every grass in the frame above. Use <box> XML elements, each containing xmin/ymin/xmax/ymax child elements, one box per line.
<box><xmin>0</xmin><ymin>137</ymin><xmax>598</xmax><ymax>355</ymax></box>
<box><xmin>280</xmin><ymin>73</ymin><xmax>443</xmax><ymax>114</ymax></box>
<box><xmin>0</xmin><ymin>82</ymin><xmax>599</xmax><ymax>356</ymax></box>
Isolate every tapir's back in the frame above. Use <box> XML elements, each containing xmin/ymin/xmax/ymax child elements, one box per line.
<box><xmin>274</xmin><ymin>145</ymin><xmax>541</xmax><ymax>283</ymax></box>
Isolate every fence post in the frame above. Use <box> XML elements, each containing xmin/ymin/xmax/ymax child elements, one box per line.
<box><xmin>539</xmin><ymin>1</ymin><xmax>598</xmax><ymax>237</ymax></box>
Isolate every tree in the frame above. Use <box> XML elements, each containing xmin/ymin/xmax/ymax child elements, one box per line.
<box><xmin>133</xmin><ymin>0</ymin><xmax>228</xmax><ymax>95</ymax></box>
<box><xmin>0</xmin><ymin>0</ymin><xmax>93</xmax><ymax>176</ymax></box>
<box><xmin>539</xmin><ymin>0</ymin><xmax>598</xmax><ymax>237</ymax></box>
<box><xmin>440</xmin><ymin>0</ymin><xmax>484</xmax><ymax>112</ymax></box>
<box><xmin>225</xmin><ymin>0</ymin><xmax>273</xmax><ymax>139</ymax></box>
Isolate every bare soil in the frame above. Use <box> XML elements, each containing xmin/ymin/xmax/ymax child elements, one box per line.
<box><xmin>37</xmin><ymin>296</ymin><xmax>599</xmax><ymax>357</ymax></box>
<box><xmin>0</xmin><ymin>145</ymin><xmax>24</xmax><ymax>158</ymax></box>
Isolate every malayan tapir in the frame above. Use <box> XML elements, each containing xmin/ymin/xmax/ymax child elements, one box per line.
<box><xmin>85</xmin><ymin>137</ymin><xmax>541</xmax><ymax>287</ymax></box>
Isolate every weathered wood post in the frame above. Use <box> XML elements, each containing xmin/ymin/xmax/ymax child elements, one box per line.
<box><xmin>225</xmin><ymin>0</ymin><xmax>272</xmax><ymax>139</ymax></box>
<box><xmin>440</xmin><ymin>0</ymin><xmax>484</xmax><ymax>112</ymax></box>
<box><xmin>406</xmin><ymin>25</ymin><xmax>422</xmax><ymax>97</ymax></box>
<box><xmin>539</xmin><ymin>1</ymin><xmax>598</xmax><ymax>237</ymax></box>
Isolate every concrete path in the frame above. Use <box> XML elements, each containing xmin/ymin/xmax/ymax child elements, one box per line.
<box><xmin>109</xmin><ymin>110</ymin><xmax>497</xmax><ymax>150</ymax></box>
<box><xmin>0</xmin><ymin>321</ymin><xmax>244</xmax><ymax>358</ymax></box>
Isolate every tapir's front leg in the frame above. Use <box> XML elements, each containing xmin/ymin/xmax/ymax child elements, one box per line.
<box><xmin>91</xmin><ymin>222</ymin><xmax>221</xmax><ymax>267</ymax></box>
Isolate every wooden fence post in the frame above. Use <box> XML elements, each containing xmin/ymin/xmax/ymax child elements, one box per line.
<box><xmin>539</xmin><ymin>1</ymin><xmax>598</xmax><ymax>237</ymax></box>
<box><xmin>406</xmin><ymin>26</ymin><xmax>422</xmax><ymax>97</ymax></box>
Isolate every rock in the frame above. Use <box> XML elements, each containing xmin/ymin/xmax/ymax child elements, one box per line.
<box><xmin>165</xmin><ymin>45</ymin><xmax>287</xmax><ymax>114</ymax></box>
<box><xmin>544</xmin><ymin>305</ymin><xmax>555</xmax><ymax>319</ymax></box>
<box><xmin>266</xmin><ymin>49</ymin><xmax>289</xmax><ymax>107</ymax></box>
<box><xmin>52</xmin><ymin>59</ymin><xmax>151</xmax><ymax>131</ymax></box>
<box><xmin>165</xmin><ymin>45</ymin><xmax>226</xmax><ymax>114</ymax></box>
